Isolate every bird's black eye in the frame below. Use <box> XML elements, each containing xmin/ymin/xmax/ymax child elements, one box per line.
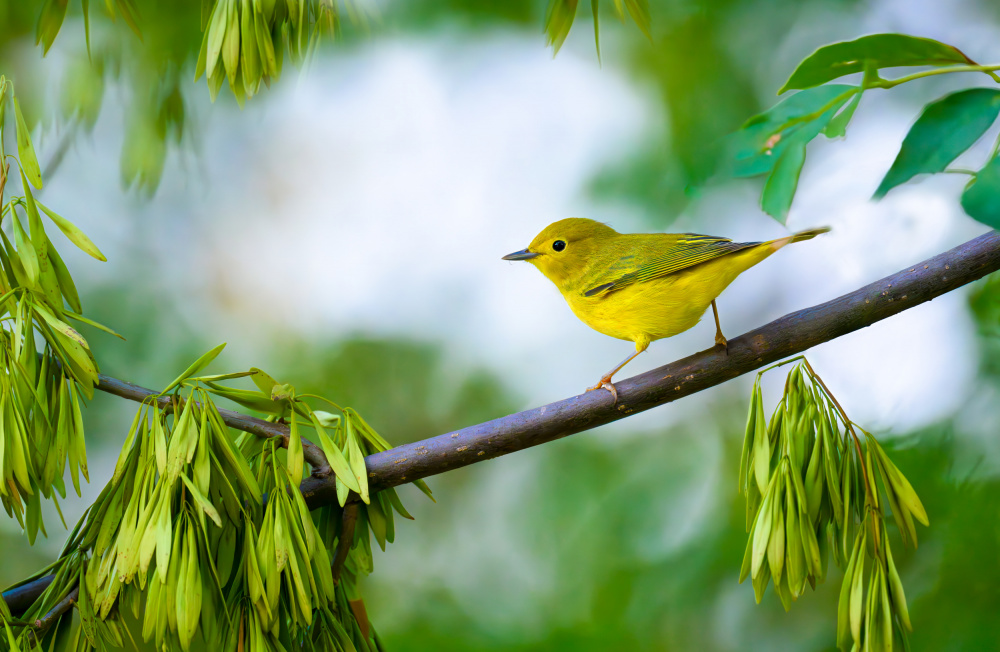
<box><xmin>552</xmin><ymin>240</ymin><xmax>566</xmax><ymax>252</ymax></box>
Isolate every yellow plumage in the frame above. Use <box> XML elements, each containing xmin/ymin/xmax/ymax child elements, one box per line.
<box><xmin>503</xmin><ymin>218</ymin><xmax>829</xmax><ymax>398</ymax></box>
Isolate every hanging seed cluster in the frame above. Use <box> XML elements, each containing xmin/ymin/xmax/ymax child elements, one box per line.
<box><xmin>195</xmin><ymin>0</ymin><xmax>343</xmax><ymax>105</ymax></box>
<box><xmin>2</xmin><ymin>348</ymin><xmax>429</xmax><ymax>652</ymax></box>
<box><xmin>738</xmin><ymin>360</ymin><xmax>928</xmax><ymax>652</ymax></box>
<box><xmin>0</xmin><ymin>78</ymin><xmax>111</xmax><ymax>540</ymax></box>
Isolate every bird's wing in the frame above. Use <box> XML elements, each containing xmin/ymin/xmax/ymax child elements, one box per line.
<box><xmin>583</xmin><ymin>234</ymin><xmax>759</xmax><ymax>297</ymax></box>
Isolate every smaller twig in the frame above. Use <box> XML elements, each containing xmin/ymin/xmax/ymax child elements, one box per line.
<box><xmin>331</xmin><ymin>503</ymin><xmax>359</xmax><ymax>583</ymax></box>
<box><xmin>802</xmin><ymin>359</ymin><xmax>879</xmax><ymax>547</ymax></box>
<box><xmin>870</xmin><ymin>62</ymin><xmax>1000</xmax><ymax>89</ymax></box>
<box><xmin>26</xmin><ymin>585</ymin><xmax>79</xmax><ymax>646</ymax></box>
<box><xmin>95</xmin><ymin>374</ymin><xmax>332</xmax><ymax>476</ymax></box>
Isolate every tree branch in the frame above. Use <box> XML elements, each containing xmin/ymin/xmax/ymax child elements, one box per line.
<box><xmin>5</xmin><ymin>230</ymin><xmax>1000</xmax><ymax>618</ymax></box>
<box><xmin>299</xmin><ymin>230</ymin><xmax>1000</xmax><ymax>502</ymax></box>
<box><xmin>93</xmin><ymin>376</ymin><xmax>331</xmax><ymax>476</ymax></box>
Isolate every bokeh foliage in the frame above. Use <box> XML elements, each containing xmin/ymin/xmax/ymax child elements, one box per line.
<box><xmin>3</xmin><ymin>1</ymin><xmax>1000</xmax><ymax>651</ymax></box>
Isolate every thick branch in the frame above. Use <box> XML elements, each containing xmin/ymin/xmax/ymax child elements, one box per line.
<box><xmin>5</xmin><ymin>230</ymin><xmax>1000</xmax><ymax>616</ymax></box>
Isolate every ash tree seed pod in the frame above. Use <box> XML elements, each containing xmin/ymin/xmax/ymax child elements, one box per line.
<box><xmin>753</xmin><ymin>384</ymin><xmax>769</xmax><ymax>493</ymax></box>
<box><xmin>804</xmin><ymin>421</ymin><xmax>824</xmax><ymax>523</ymax></box>
<box><xmin>767</xmin><ymin>482</ymin><xmax>787</xmax><ymax>582</ymax></box>
<box><xmin>784</xmin><ymin>480</ymin><xmax>807</xmax><ymax>596</ymax></box>
<box><xmin>752</xmin><ymin>473</ymin><xmax>777</xmax><ymax>579</ymax></box>
<box><xmin>884</xmin><ymin>536</ymin><xmax>912</xmax><ymax>632</ymax></box>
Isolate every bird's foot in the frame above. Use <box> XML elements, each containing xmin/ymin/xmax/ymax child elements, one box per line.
<box><xmin>715</xmin><ymin>332</ymin><xmax>729</xmax><ymax>354</ymax></box>
<box><xmin>585</xmin><ymin>378</ymin><xmax>619</xmax><ymax>403</ymax></box>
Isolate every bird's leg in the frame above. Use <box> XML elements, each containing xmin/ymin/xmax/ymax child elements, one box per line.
<box><xmin>711</xmin><ymin>300</ymin><xmax>728</xmax><ymax>351</ymax></box>
<box><xmin>586</xmin><ymin>349</ymin><xmax>645</xmax><ymax>403</ymax></box>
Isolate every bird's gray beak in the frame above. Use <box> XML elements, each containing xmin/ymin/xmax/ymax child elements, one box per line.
<box><xmin>502</xmin><ymin>248</ymin><xmax>539</xmax><ymax>261</ymax></box>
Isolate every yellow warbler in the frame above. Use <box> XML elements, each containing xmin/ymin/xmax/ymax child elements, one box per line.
<box><xmin>503</xmin><ymin>218</ymin><xmax>829</xmax><ymax>399</ymax></box>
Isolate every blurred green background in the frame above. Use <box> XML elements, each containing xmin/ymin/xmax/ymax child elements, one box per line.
<box><xmin>2</xmin><ymin>0</ymin><xmax>1000</xmax><ymax>650</ymax></box>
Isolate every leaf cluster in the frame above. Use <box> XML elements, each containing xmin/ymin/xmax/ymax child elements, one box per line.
<box><xmin>0</xmin><ymin>347</ymin><xmax>430</xmax><ymax>651</ymax></box>
<box><xmin>0</xmin><ymin>80</ymin><xmax>110</xmax><ymax>540</ymax></box>
<box><xmin>727</xmin><ymin>33</ymin><xmax>1000</xmax><ymax>225</ymax></box>
<box><xmin>195</xmin><ymin>0</ymin><xmax>356</xmax><ymax>106</ymax></box>
<box><xmin>739</xmin><ymin>359</ymin><xmax>928</xmax><ymax>651</ymax></box>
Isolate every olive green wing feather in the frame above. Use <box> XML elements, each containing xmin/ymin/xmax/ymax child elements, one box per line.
<box><xmin>583</xmin><ymin>234</ymin><xmax>759</xmax><ymax>298</ymax></box>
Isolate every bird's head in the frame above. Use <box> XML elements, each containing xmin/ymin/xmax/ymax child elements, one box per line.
<box><xmin>502</xmin><ymin>218</ymin><xmax>617</xmax><ymax>290</ymax></box>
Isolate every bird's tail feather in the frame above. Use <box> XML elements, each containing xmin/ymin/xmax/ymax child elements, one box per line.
<box><xmin>790</xmin><ymin>226</ymin><xmax>831</xmax><ymax>243</ymax></box>
<box><xmin>768</xmin><ymin>226</ymin><xmax>830</xmax><ymax>250</ymax></box>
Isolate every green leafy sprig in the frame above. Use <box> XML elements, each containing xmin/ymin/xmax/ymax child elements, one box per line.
<box><xmin>0</xmin><ymin>348</ymin><xmax>429</xmax><ymax>651</ymax></box>
<box><xmin>728</xmin><ymin>33</ymin><xmax>1000</xmax><ymax>225</ymax></box>
<box><xmin>739</xmin><ymin>358</ymin><xmax>928</xmax><ymax>652</ymax></box>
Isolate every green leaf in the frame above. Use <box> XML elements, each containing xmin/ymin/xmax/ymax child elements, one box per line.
<box><xmin>873</xmin><ymin>441</ymin><xmax>929</xmax><ymax>527</ymax></box>
<box><xmin>82</xmin><ymin>0</ymin><xmax>91</xmax><ymax>58</ymax></box>
<box><xmin>35</xmin><ymin>200</ymin><xmax>107</xmax><ymax>261</ymax></box>
<box><xmin>823</xmin><ymin>89</ymin><xmax>862</xmax><ymax>138</ymax></box>
<box><xmin>13</xmin><ymin>97</ymin><xmax>42</xmax><ymax>188</ymax></box>
<box><xmin>760</xmin><ymin>137</ymin><xmax>806</xmax><ymax>223</ymax></box>
<box><xmin>413</xmin><ymin>478</ymin><xmax>435</xmax><ymax>502</ymax></box>
<box><xmin>876</xmin><ymin>88</ymin><xmax>1000</xmax><ymax>198</ymax></box>
<box><xmin>188</xmin><ymin>371</ymin><xmax>253</xmax><ymax>382</ymax></box>
<box><xmin>205</xmin><ymin>0</ymin><xmax>229</xmax><ymax>79</ymax></box>
<box><xmin>3</xmin><ymin>618</ymin><xmax>23</xmax><ymax>652</ymax></box>
<box><xmin>35</xmin><ymin>0</ymin><xmax>70</xmax><ymax>54</ymax></box>
<box><xmin>222</xmin><ymin>0</ymin><xmax>240</xmax><ymax>87</ymax></box>
<box><xmin>766</xmin><ymin>479</ymin><xmax>785</xmax><ymax>583</ymax></box>
<box><xmin>180</xmin><ymin>473</ymin><xmax>222</xmax><ymax>527</ymax></box>
<box><xmin>254</xmin><ymin>7</ymin><xmax>277</xmax><ymax>77</ymax></box>
<box><xmin>739</xmin><ymin>381</ymin><xmax>758</xmax><ymax>492</ymax></box>
<box><xmin>366</xmin><ymin>500</ymin><xmax>387</xmax><ymax>552</ymax></box>
<box><xmin>885</xmin><ymin>539</ymin><xmax>912</xmax><ymax>631</ymax></box>
<box><xmin>752</xmin><ymin>385</ymin><xmax>769</xmax><ymax>493</ymax></box>
<box><xmin>803</xmin><ymin>425</ymin><xmax>824</xmax><ymax>522</ymax></box>
<box><xmin>240</xmin><ymin>0</ymin><xmax>261</xmax><ymax>96</ymax></box>
<box><xmin>114</xmin><ymin>0</ymin><xmax>143</xmax><ymax>39</ymax></box>
<box><xmin>591</xmin><ymin>0</ymin><xmax>600</xmax><ymax>63</ymax></box>
<box><xmin>623</xmin><ymin>0</ymin><xmax>651</xmax><ymax>40</ymax></box>
<box><xmin>48</xmin><ymin>245</ymin><xmax>82</xmax><ymax>313</ymax></box>
<box><xmin>163</xmin><ymin>343</ymin><xmax>226</xmax><ymax>393</ymax></box>
<box><xmin>961</xmin><ymin>155</ymin><xmax>1000</xmax><ymax>229</ymax></box>
<box><xmin>204</xmin><ymin>384</ymin><xmax>282</xmax><ymax>414</ymax></box>
<box><xmin>287</xmin><ymin>409</ymin><xmax>304</xmax><ymax>482</ymax></box>
<box><xmin>65</xmin><ymin>310</ymin><xmax>126</xmax><ymax>340</ymax></box>
<box><xmin>346</xmin><ymin>419</ymin><xmax>370</xmax><ymax>504</ymax></box>
<box><xmin>384</xmin><ymin>487</ymin><xmax>414</xmax><ymax>520</ymax></box>
<box><xmin>309</xmin><ymin>412</ymin><xmax>360</xmax><ymax>496</ymax></box>
<box><xmin>249</xmin><ymin>367</ymin><xmax>278</xmax><ymax>394</ymax></box>
<box><xmin>544</xmin><ymin>0</ymin><xmax>578</xmax><ymax>55</ymax></box>
<box><xmin>849</xmin><ymin>534</ymin><xmax>865</xmax><ymax>644</ymax></box>
<box><xmin>729</xmin><ymin>85</ymin><xmax>855</xmax><ymax>178</ymax></box>
<box><xmin>11</xmin><ymin>211</ymin><xmax>39</xmax><ymax>286</ymax></box>
<box><xmin>780</xmin><ymin>34</ymin><xmax>977</xmax><ymax>93</ymax></box>
<box><xmin>751</xmin><ymin>479</ymin><xmax>774</xmax><ymax>577</ymax></box>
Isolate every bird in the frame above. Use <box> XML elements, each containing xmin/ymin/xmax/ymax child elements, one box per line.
<box><xmin>503</xmin><ymin>218</ymin><xmax>829</xmax><ymax>401</ymax></box>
